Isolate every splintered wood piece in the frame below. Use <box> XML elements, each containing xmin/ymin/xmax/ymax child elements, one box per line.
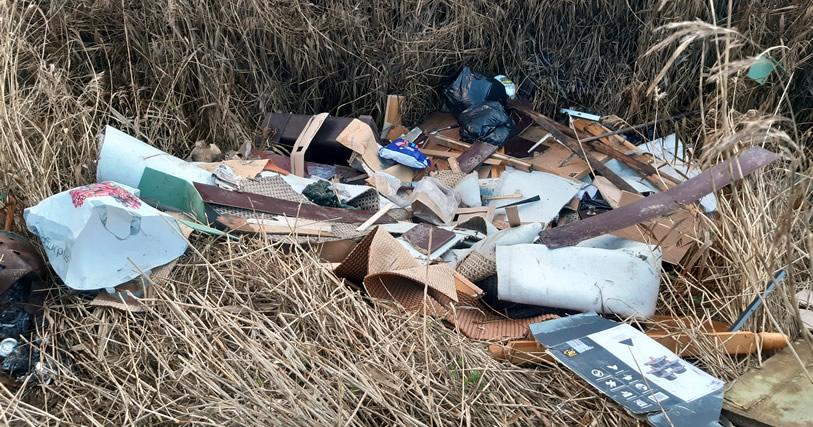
<box><xmin>356</xmin><ymin>202</ymin><xmax>395</xmax><ymax>232</ymax></box>
<box><xmin>506</xmin><ymin>206</ymin><xmax>521</xmax><ymax>227</ymax></box>
<box><xmin>513</xmin><ymin>107</ymin><xmax>638</xmax><ymax>193</ymax></box>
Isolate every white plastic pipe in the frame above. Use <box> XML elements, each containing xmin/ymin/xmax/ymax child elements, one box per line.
<box><xmin>496</xmin><ymin>236</ymin><xmax>661</xmax><ymax>317</ymax></box>
<box><xmin>97</xmin><ymin>126</ymin><xmax>214</xmax><ymax>187</ymax></box>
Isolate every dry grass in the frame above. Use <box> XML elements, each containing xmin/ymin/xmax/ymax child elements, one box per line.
<box><xmin>0</xmin><ymin>0</ymin><xmax>812</xmax><ymax>425</ymax></box>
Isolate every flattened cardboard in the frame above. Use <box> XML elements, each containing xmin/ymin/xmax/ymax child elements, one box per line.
<box><xmin>291</xmin><ymin>113</ymin><xmax>329</xmax><ymax>176</ymax></box>
<box><xmin>611</xmin><ymin>192</ymin><xmax>700</xmax><ymax>265</ymax></box>
<box><xmin>334</xmin><ymin>227</ymin><xmax>552</xmax><ymax>341</ymax></box>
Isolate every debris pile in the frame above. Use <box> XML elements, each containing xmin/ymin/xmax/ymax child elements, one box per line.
<box><xmin>4</xmin><ymin>68</ymin><xmax>800</xmax><ymax>425</ymax></box>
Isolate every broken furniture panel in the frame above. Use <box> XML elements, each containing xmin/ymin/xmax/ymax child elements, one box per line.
<box><xmin>402</xmin><ymin>223</ymin><xmax>457</xmax><ymax>255</ymax></box>
<box><xmin>723</xmin><ymin>340</ymin><xmax>813</xmax><ymax>427</ymax></box>
<box><xmin>194</xmin><ymin>182</ymin><xmax>396</xmax><ymax>225</ymax></box>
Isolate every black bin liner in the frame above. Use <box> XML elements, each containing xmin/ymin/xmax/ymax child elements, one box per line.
<box><xmin>457</xmin><ymin>101</ymin><xmax>515</xmax><ymax>146</ymax></box>
<box><xmin>443</xmin><ymin>67</ymin><xmax>507</xmax><ymax>116</ymax></box>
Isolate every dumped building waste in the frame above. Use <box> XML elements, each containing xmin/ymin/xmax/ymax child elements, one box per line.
<box><xmin>7</xmin><ymin>67</ymin><xmax>798</xmax><ymax>426</ymax></box>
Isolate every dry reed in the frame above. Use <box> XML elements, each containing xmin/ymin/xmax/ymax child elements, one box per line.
<box><xmin>0</xmin><ymin>0</ymin><xmax>811</xmax><ymax>425</ymax></box>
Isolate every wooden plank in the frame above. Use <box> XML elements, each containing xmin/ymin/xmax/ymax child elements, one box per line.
<box><xmin>356</xmin><ymin>202</ymin><xmax>394</xmax><ymax>231</ymax></box>
<box><xmin>482</xmin><ymin>191</ymin><xmax>522</xmax><ymax>201</ymax></box>
<box><xmin>447</xmin><ymin>156</ymin><xmax>462</xmax><ymax>173</ymax></box>
<box><xmin>384</xmin><ymin>95</ymin><xmax>405</xmax><ymax>127</ymax></box>
<box><xmin>454</xmin><ymin>270</ymin><xmax>484</xmax><ymax>298</ymax></box>
<box><xmin>291</xmin><ymin>113</ymin><xmax>329</xmax><ymax>176</ymax></box>
<box><xmin>246</xmin><ymin>216</ymin><xmax>333</xmax><ymax>232</ymax></box>
<box><xmin>195</xmin><ymin>183</ymin><xmax>396</xmax><ymax>225</ymax></box>
<box><xmin>217</xmin><ymin>215</ymin><xmax>337</xmax><ymax>237</ymax></box>
<box><xmin>506</xmin><ymin>206</ymin><xmax>521</xmax><ymax>227</ymax></box>
<box><xmin>538</xmin><ymin>147</ymin><xmax>780</xmax><ymax>249</ymax></box>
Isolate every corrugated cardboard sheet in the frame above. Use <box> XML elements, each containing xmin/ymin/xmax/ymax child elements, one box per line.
<box><xmin>335</xmin><ymin>227</ymin><xmax>554</xmax><ymax>341</ymax></box>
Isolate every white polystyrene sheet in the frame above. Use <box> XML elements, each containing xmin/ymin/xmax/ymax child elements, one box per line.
<box><xmin>497</xmin><ymin>236</ymin><xmax>661</xmax><ymax>317</ymax></box>
<box><xmin>97</xmin><ymin>126</ymin><xmax>215</xmax><ymax>188</ymax></box>
<box><xmin>24</xmin><ymin>182</ymin><xmax>188</xmax><ymax>291</ymax></box>
<box><xmin>489</xmin><ymin>170</ymin><xmax>583</xmax><ymax>225</ymax></box>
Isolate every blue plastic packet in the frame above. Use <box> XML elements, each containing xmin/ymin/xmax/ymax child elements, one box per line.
<box><xmin>378</xmin><ymin>138</ymin><xmax>431</xmax><ymax>169</ymax></box>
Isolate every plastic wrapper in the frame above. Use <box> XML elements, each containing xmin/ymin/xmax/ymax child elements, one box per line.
<box><xmin>458</xmin><ymin>101</ymin><xmax>515</xmax><ymax>146</ymax></box>
<box><xmin>409</xmin><ymin>177</ymin><xmax>461</xmax><ymax>225</ymax></box>
<box><xmin>371</xmin><ymin>172</ymin><xmax>411</xmax><ymax>207</ymax></box>
<box><xmin>443</xmin><ymin>67</ymin><xmax>507</xmax><ymax>116</ymax></box>
<box><xmin>378</xmin><ymin>138</ymin><xmax>431</xmax><ymax>169</ymax></box>
<box><xmin>24</xmin><ymin>182</ymin><xmax>188</xmax><ymax>291</ymax></box>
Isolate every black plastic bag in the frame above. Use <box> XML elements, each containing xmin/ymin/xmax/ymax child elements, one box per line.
<box><xmin>458</xmin><ymin>101</ymin><xmax>515</xmax><ymax>146</ymax></box>
<box><xmin>443</xmin><ymin>67</ymin><xmax>507</xmax><ymax>116</ymax></box>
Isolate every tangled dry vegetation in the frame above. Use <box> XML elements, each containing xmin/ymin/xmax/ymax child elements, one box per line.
<box><xmin>0</xmin><ymin>1</ymin><xmax>811</xmax><ymax>425</ymax></box>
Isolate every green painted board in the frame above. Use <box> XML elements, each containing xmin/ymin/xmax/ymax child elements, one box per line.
<box><xmin>138</xmin><ymin>167</ymin><xmax>208</xmax><ymax>224</ymax></box>
<box><xmin>178</xmin><ymin>219</ymin><xmax>239</xmax><ymax>241</ymax></box>
<box><xmin>723</xmin><ymin>340</ymin><xmax>813</xmax><ymax>426</ymax></box>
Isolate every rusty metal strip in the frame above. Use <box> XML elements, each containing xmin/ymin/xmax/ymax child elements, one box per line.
<box><xmin>194</xmin><ymin>183</ymin><xmax>395</xmax><ymax>225</ymax></box>
<box><xmin>539</xmin><ymin>146</ymin><xmax>780</xmax><ymax>248</ymax></box>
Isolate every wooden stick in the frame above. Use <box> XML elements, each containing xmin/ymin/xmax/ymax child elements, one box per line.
<box><xmin>490</xmin><ymin>331</ymin><xmax>789</xmax><ymax>365</ymax></box>
<box><xmin>356</xmin><ymin>202</ymin><xmax>394</xmax><ymax>232</ymax></box>
<box><xmin>483</xmin><ymin>190</ymin><xmax>522</xmax><ymax>201</ymax></box>
<box><xmin>421</xmin><ymin>149</ymin><xmax>501</xmax><ymax>166</ymax></box>
<box><xmin>432</xmin><ymin>135</ymin><xmax>533</xmax><ymax>172</ymax></box>
<box><xmin>3</xmin><ymin>194</ymin><xmax>15</xmax><ymax>231</ymax></box>
<box><xmin>447</xmin><ymin>157</ymin><xmax>462</xmax><ymax>173</ymax></box>
<box><xmin>506</xmin><ymin>206</ymin><xmax>521</xmax><ymax>227</ymax></box>
<box><xmin>511</xmin><ymin>106</ymin><xmax>639</xmax><ymax>193</ymax></box>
